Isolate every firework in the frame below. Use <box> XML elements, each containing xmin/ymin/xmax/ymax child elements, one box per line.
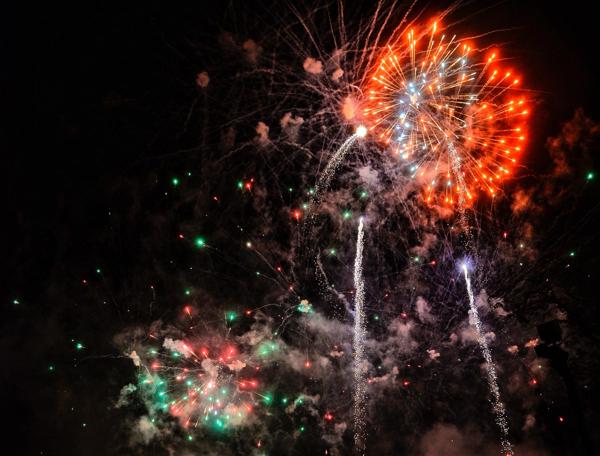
<box><xmin>462</xmin><ymin>264</ymin><xmax>513</xmax><ymax>455</ymax></box>
<box><xmin>131</xmin><ymin>333</ymin><xmax>264</xmax><ymax>437</ymax></box>
<box><xmin>352</xmin><ymin>217</ymin><xmax>367</xmax><ymax>450</ymax></box>
<box><xmin>362</xmin><ymin>21</ymin><xmax>529</xmax><ymax>205</ymax></box>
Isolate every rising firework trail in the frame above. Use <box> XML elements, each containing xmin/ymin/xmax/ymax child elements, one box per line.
<box><xmin>314</xmin><ymin>126</ymin><xmax>367</xmax><ymax>200</ymax></box>
<box><xmin>462</xmin><ymin>264</ymin><xmax>513</xmax><ymax>456</ymax></box>
<box><xmin>353</xmin><ymin>216</ymin><xmax>367</xmax><ymax>452</ymax></box>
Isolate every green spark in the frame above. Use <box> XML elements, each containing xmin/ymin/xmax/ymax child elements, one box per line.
<box><xmin>257</xmin><ymin>341</ymin><xmax>278</xmax><ymax>356</ymax></box>
<box><xmin>569</xmin><ymin>251</ymin><xmax>575</xmax><ymax>257</ymax></box>
<box><xmin>263</xmin><ymin>393</ymin><xmax>273</xmax><ymax>405</ymax></box>
<box><xmin>586</xmin><ymin>171</ymin><xmax>595</xmax><ymax>181</ymax></box>
<box><xmin>226</xmin><ymin>311</ymin><xmax>237</xmax><ymax>322</ymax></box>
<box><xmin>75</xmin><ymin>342</ymin><xmax>84</xmax><ymax>350</ymax></box>
<box><xmin>172</xmin><ymin>177</ymin><xmax>179</xmax><ymax>186</ymax></box>
<box><xmin>342</xmin><ymin>210</ymin><xmax>352</xmax><ymax>220</ymax></box>
<box><xmin>13</xmin><ymin>299</ymin><xmax>19</xmax><ymax>305</ymax></box>
<box><xmin>194</xmin><ymin>237</ymin><xmax>206</xmax><ymax>248</ymax></box>
<box><xmin>237</xmin><ymin>180</ymin><xmax>243</xmax><ymax>189</ymax></box>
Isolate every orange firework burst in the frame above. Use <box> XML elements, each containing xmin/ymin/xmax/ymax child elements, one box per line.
<box><xmin>362</xmin><ymin>21</ymin><xmax>529</xmax><ymax>205</ymax></box>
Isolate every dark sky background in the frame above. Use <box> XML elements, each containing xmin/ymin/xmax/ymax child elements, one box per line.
<box><xmin>2</xmin><ymin>1</ymin><xmax>600</xmax><ymax>455</ymax></box>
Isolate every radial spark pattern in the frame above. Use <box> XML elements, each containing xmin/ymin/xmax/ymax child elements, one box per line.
<box><xmin>363</xmin><ymin>22</ymin><xmax>530</xmax><ymax>205</ymax></box>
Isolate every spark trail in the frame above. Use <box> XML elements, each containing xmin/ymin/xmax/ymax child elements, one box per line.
<box><xmin>314</xmin><ymin>126</ymin><xmax>364</xmax><ymax>199</ymax></box>
<box><xmin>462</xmin><ymin>264</ymin><xmax>513</xmax><ymax>456</ymax></box>
<box><xmin>352</xmin><ymin>217</ymin><xmax>367</xmax><ymax>452</ymax></box>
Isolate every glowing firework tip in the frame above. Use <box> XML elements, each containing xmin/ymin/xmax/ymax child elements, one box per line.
<box><xmin>355</xmin><ymin>125</ymin><xmax>367</xmax><ymax>138</ymax></box>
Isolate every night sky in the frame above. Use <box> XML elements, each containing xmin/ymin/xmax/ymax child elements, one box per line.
<box><xmin>3</xmin><ymin>1</ymin><xmax>600</xmax><ymax>455</ymax></box>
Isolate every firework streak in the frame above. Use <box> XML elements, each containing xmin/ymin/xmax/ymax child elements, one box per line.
<box><xmin>315</xmin><ymin>132</ymin><xmax>359</xmax><ymax>199</ymax></box>
<box><xmin>353</xmin><ymin>217</ymin><xmax>367</xmax><ymax>451</ymax></box>
<box><xmin>462</xmin><ymin>265</ymin><xmax>513</xmax><ymax>455</ymax></box>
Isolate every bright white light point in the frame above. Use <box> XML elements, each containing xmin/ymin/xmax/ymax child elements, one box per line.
<box><xmin>462</xmin><ymin>263</ymin><xmax>468</xmax><ymax>272</ymax></box>
<box><xmin>246</xmin><ymin>242</ymin><xmax>252</xmax><ymax>248</ymax></box>
<box><xmin>356</xmin><ymin>125</ymin><xmax>367</xmax><ymax>138</ymax></box>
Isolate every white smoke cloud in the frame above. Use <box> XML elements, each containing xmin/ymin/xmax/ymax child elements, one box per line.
<box><xmin>303</xmin><ymin>57</ymin><xmax>323</xmax><ymax>74</ymax></box>
<box><xmin>255</xmin><ymin>121</ymin><xmax>270</xmax><ymax>144</ymax></box>
<box><xmin>331</xmin><ymin>68</ymin><xmax>344</xmax><ymax>81</ymax></box>
<box><xmin>427</xmin><ymin>348</ymin><xmax>440</xmax><ymax>360</ymax></box>
<box><xmin>226</xmin><ymin>359</ymin><xmax>246</xmax><ymax>372</ymax></box>
<box><xmin>162</xmin><ymin>338</ymin><xmax>192</xmax><ymax>357</ymax></box>
<box><xmin>358</xmin><ymin>165</ymin><xmax>380</xmax><ymax>187</ymax></box>
<box><xmin>132</xmin><ymin>416</ymin><xmax>159</xmax><ymax>445</ymax></box>
<box><xmin>196</xmin><ymin>71</ymin><xmax>210</xmax><ymax>88</ymax></box>
<box><xmin>280</xmin><ymin>112</ymin><xmax>304</xmax><ymax>142</ymax></box>
<box><xmin>115</xmin><ymin>383</ymin><xmax>137</xmax><ymax>408</ymax></box>
<box><xmin>415</xmin><ymin>296</ymin><xmax>436</xmax><ymax>324</ymax></box>
<box><xmin>128</xmin><ymin>350</ymin><xmax>141</xmax><ymax>366</ymax></box>
<box><xmin>522</xmin><ymin>413</ymin><xmax>536</xmax><ymax>432</ymax></box>
<box><xmin>242</xmin><ymin>39</ymin><xmax>262</xmax><ymax>64</ymax></box>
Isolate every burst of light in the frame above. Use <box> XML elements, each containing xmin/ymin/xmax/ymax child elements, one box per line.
<box><xmin>355</xmin><ymin>125</ymin><xmax>368</xmax><ymax>138</ymax></box>
<box><xmin>363</xmin><ymin>22</ymin><xmax>529</xmax><ymax>205</ymax></box>
<box><xmin>195</xmin><ymin>237</ymin><xmax>206</xmax><ymax>248</ymax></box>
